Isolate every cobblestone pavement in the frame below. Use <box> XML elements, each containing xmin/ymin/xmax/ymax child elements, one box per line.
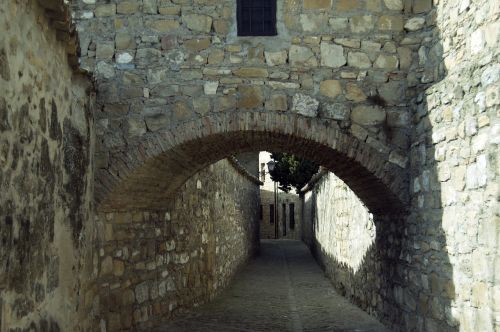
<box><xmin>153</xmin><ymin>240</ymin><xmax>390</xmax><ymax>332</ymax></box>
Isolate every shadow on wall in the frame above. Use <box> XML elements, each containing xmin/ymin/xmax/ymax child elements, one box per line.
<box><xmin>92</xmin><ymin>159</ymin><xmax>260</xmax><ymax>331</ymax></box>
<box><xmin>300</xmin><ymin>11</ymin><xmax>473</xmax><ymax>328</ymax></box>
<box><xmin>303</xmin><ymin>168</ymin><xmax>459</xmax><ymax>331</ymax></box>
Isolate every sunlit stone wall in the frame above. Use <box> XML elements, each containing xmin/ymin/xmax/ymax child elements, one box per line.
<box><xmin>311</xmin><ymin>172</ymin><xmax>375</xmax><ymax>272</ymax></box>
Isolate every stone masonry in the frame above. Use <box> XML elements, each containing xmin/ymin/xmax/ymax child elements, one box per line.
<box><xmin>0</xmin><ymin>0</ymin><xmax>498</xmax><ymax>331</ymax></box>
<box><xmin>92</xmin><ymin>158</ymin><xmax>260</xmax><ymax>331</ymax></box>
<box><xmin>70</xmin><ymin>0</ymin><xmax>413</xmax><ymax>214</ymax></box>
<box><xmin>0</xmin><ymin>1</ymin><xmax>96</xmax><ymax>331</ymax></box>
<box><xmin>302</xmin><ymin>170</ymin><xmax>400</xmax><ymax>324</ymax></box>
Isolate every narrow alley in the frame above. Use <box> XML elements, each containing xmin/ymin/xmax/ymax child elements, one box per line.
<box><xmin>151</xmin><ymin>240</ymin><xmax>390</xmax><ymax>332</ymax></box>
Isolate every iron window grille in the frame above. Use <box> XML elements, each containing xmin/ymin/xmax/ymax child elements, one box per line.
<box><xmin>237</xmin><ymin>0</ymin><xmax>277</xmax><ymax>36</ymax></box>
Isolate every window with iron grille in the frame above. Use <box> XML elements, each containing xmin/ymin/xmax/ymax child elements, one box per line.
<box><xmin>237</xmin><ymin>0</ymin><xmax>277</xmax><ymax>36</ymax></box>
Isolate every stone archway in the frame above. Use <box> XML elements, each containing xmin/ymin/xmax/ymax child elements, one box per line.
<box><xmin>96</xmin><ymin>110</ymin><xmax>408</xmax><ymax>214</ymax></box>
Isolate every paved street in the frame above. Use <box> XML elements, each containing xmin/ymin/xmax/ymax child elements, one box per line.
<box><xmin>153</xmin><ymin>240</ymin><xmax>390</xmax><ymax>332</ymax></box>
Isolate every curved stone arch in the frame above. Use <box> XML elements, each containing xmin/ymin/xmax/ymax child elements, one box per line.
<box><xmin>96</xmin><ymin>111</ymin><xmax>408</xmax><ymax>214</ymax></box>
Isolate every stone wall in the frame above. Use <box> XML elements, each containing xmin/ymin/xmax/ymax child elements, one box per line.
<box><xmin>93</xmin><ymin>159</ymin><xmax>260</xmax><ymax>330</ymax></box>
<box><xmin>0</xmin><ymin>1</ymin><xmax>96</xmax><ymax>331</ymax></box>
<box><xmin>71</xmin><ymin>0</ymin><xmax>412</xmax><ymax>170</ymax></box>
<box><xmin>302</xmin><ymin>0</ymin><xmax>500</xmax><ymax>330</ymax></box>
<box><xmin>302</xmin><ymin>172</ymin><xmax>376</xmax><ymax>272</ymax></box>
<box><xmin>405</xmin><ymin>0</ymin><xmax>499</xmax><ymax>330</ymax></box>
<box><xmin>302</xmin><ymin>172</ymin><xmax>402</xmax><ymax>327</ymax></box>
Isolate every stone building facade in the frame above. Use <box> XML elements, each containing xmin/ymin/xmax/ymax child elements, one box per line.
<box><xmin>70</xmin><ymin>0</ymin><xmax>411</xmax><ymax>214</ymax></box>
<box><xmin>0</xmin><ymin>0</ymin><xmax>498</xmax><ymax>331</ymax></box>
<box><xmin>259</xmin><ymin>152</ymin><xmax>302</xmax><ymax>240</ymax></box>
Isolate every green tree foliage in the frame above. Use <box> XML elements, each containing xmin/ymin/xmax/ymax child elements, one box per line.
<box><xmin>269</xmin><ymin>152</ymin><xmax>319</xmax><ymax>193</ymax></box>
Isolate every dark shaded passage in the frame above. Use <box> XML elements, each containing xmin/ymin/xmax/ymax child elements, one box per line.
<box><xmin>152</xmin><ymin>240</ymin><xmax>390</xmax><ymax>332</ymax></box>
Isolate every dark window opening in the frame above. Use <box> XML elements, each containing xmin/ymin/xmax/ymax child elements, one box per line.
<box><xmin>237</xmin><ymin>0</ymin><xmax>277</xmax><ymax>36</ymax></box>
<box><xmin>289</xmin><ymin>203</ymin><xmax>295</xmax><ymax>230</ymax></box>
<box><xmin>270</xmin><ymin>204</ymin><xmax>275</xmax><ymax>224</ymax></box>
<box><xmin>260</xmin><ymin>204</ymin><xmax>263</xmax><ymax>220</ymax></box>
<box><xmin>282</xmin><ymin>203</ymin><xmax>286</xmax><ymax>236</ymax></box>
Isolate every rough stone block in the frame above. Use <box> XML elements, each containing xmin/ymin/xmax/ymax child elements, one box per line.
<box><xmin>238</xmin><ymin>86</ymin><xmax>264</xmax><ymax>109</ymax></box>
<box><xmin>265</xmin><ymin>94</ymin><xmax>288</xmax><ymax>111</ymax></box>
<box><xmin>348</xmin><ymin>52</ymin><xmax>372</xmax><ymax>69</ymax></box>
<box><xmin>300</xmin><ymin>13</ymin><xmax>329</xmax><ymax>32</ymax></box>
<box><xmin>265</xmin><ymin>50</ymin><xmax>288</xmax><ymax>66</ymax></box>
<box><xmin>183</xmin><ymin>14</ymin><xmax>212</xmax><ymax>33</ymax></box>
<box><xmin>351</xmin><ymin>105</ymin><xmax>386</xmax><ymax>125</ymax></box>
<box><xmin>95</xmin><ymin>4</ymin><xmax>116</xmax><ymax>17</ymax></box>
<box><xmin>378</xmin><ymin>15</ymin><xmax>404</xmax><ymax>31</ymax></box>
<box><xmin>413</xmin><ymin>0</ymin><xmax>432</xmax><ymax>13</ymax></box>
<box><xmin>337</xmin><ymin>0</ymin><xmax>361</xmax><ymax>11</ymax></box>
<box><xmin>323</xmin><ymin>103</ymin><xmax>350</xmax><ymax>120</ymax></box>
<box><xmin>320</xmin><ymin>43</ymin><xmax>346</xmax><ymax>68</ymax></box>
<box><xmin>204</xmin><ymin>81</ymin><xmax>219</xmax><ymax>95</ymax></box>
<box><xmin>184</xmin><ymin>38</ymin><xmax>211</xmax><ymax>52</ymax></box>
<box><xmin>292</xmin><ymin>94</ymin><xmax>319</xmax><ymax>117</ymax></box>
<box><xmin>115</xmin><ymin>33</ymin><xmax>135</xmax><ymax>50</ymax></box>
<box><xmin>374</xmin><ymin>54</ymin><xmax>399</xmax><ymax>70</ymax></box>
<box><xmin>345</xmin><ymin>83</ymin><xmax>367</xmax><ymax>102</ymax></box>
<box><xmin>384</xmin><ymin>0</ymin><xmax>404</xmax><ymax>10</ymax></box>
<box><xmin>143</xmin><ymin>0</ymin><xmax>158</xmax><ymax>14</ymax></box>
<box><xmin>117</xmin><ymin>1</ymin><xmax>140</xmax><ymax>14</ymax></box>
<box><xmin>96</xmin><ymin>43</ymin><xmax>115</xmax><ymax>60</ymax></box>
<box><xmin>319</xmin><ymin>80</ymin><xmax>342</xmax><ymax>98</ymax></box>
<box><xmin>350</xmin><ymin>15</ymin><xmax>374</xmax><ymax>33</ymax></box>
<box><xmin>290</xmin><ymin>45</ymin><xmax>318</xmax><ymax>67</ymax></box>
<box><xmin>405</xmin><ymin>17</ymin><xmax>426</xmax><ymax>31</ymax></box>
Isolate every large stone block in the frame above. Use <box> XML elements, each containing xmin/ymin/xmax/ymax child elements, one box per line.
<box><xmin>115</xmin><ymin>33</ymin><xmax>135</xmax><ymax>50</ymax></box>
<box><xmin>265</xmin><ymin>94</ymin><xmax>288</xmax><ymax>111</ymax></box>
<box><xmin>320</xmin><ymin>43</ymin><xmax>346</xmax><ymax>68</ymax></box>
<box><xmin>183</xmin><ymin>14</ymin><xmax>212</xmax><ymax>33</ymax></box>
<box><xmin>351</xmin><ymin>105</ymin><xmax>386</xmax><ymax>125</ymax></box>
<box><xmin>350</xmin><ymin>15</ymin><xmax>374</xmax><ymax>33</ymax></box>
<box><xmin>292</xmin><ymin>94</ymin><xmax>319</xmax><ymax>117</ymax></box>
<box><xmin>323</xmin><ymin>103</ymin><xmax>350</xmax><ymax>120</ymax></box>
<box><xmin>95</xmin><ymin>4</ymin><xmax>116</xmax><ymax>17</ymax></box>
<box><xmin>290</xmin><ymin>45</ymin><xmax>318</xmax><ymax>67</ymax></box>
<box><xmin>300</xmin><ymin>13</ymin><xmax>329</xmax><ymax>32</ymax></box>
<box><xmin>384</xmin><ymin>0</ymin><xmax>403</xmax><ymax>10</ymax></box>
<box><xmin>348</xmin><ymin>52</ymin><xmax>372</xmax><ymax>69</ymax></box>
<box><xmin>374</xmin><ymin>54</ymin><xmax>399</xmax><ymax>70</ymax></box>
<box><xmin>320</xmin><ymin>80</ymin><xmax>342</xmax><ymax>98</ymax></box>
<box><xmin>117</xmin><ymin>1</ymin><xmax>140</xmax><ymax>14</ymax></box>
<box><xmin>184</xmin><ymin>38</ymin><xmax>211</xmax><ymax>52</ymax></box>
<box><xmin>413</xmin><ymin>0</ymin><xmax>432</xmax><ymax>13</ymax></box>
<box><xmin>238</xmin><ymin>86</ymin><xmax>264</xmax><ymax>109</ymax></box>
<box><xmin>265</xmin><ymin>50</ymin><xmax>288</xmax><ymax>66</ymax></box>
<box><xmin>378</xmin><ymin>15</ymin><xmax>404</xmax><ymax>31</ymax></box>
<box><xmin>96</xmin><ymin>43</ymin><xmax>115</xmax><ymax>60</ymax></box>
<box><xmin>345</xmin><ymin>83</ymin><xmax>367</xmax><ymax>102</ymax></box>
